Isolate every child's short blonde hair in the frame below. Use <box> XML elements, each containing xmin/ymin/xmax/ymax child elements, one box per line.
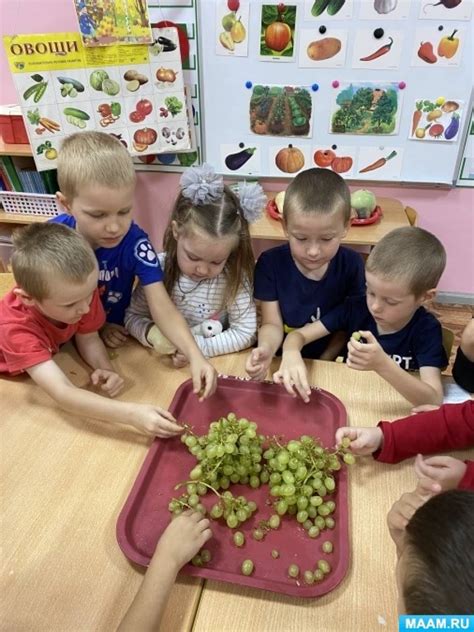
<box><xmin>12</xmin><ymin>223</ymin><xmax>97</xmax><ymax>300</ymax></box>
<box><xmin>366</xmin><ymin>226</ymin><xmax>446</xmax><ymax>297</ymax></box>
<box><xmin>57</xmin><ymin>131</ymin><xmax>136</xmax><ymax>200</ymax></box>
<box><xmin>283</xmin><ymin>167</ymin><xmax>351</xmax><ymax>224</ymax></box>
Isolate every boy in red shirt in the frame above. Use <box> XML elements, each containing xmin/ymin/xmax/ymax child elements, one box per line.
<box><xmin>0</xmin><ymin>223</ymin><xmax>182</xmax><ymax>437</ymax></box>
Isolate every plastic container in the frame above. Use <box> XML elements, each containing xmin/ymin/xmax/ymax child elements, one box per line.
<box><xmin>117</xmin><ymin>376</ymin><xmax>350</xmax><ymax>598</ymax></box>
<box><xmin>350</xmin><ymin>205</ymin><xmax>382</xmax><ymax>226</ymax></box>
<box><xmin>0</xmin><ymin>191</ymin><xmax>59</xmax><ymax>217</ymax></box>
<box><xmin>0</xmin><ymin>106</ymin><xmax>28</xmax><ymax>144</ymax></box>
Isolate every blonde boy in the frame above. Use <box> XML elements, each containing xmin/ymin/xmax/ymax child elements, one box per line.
<box><xmin>0</xmin><ymin>223</ymin><xmax>182</xmax><ymax>436</ymax></box>
<box><xmin>275</xmin><ymin>227</ymin><xmax>447</xmax><ymax>407</ymax></box>
<box><xmin>52</xmin><ymin>131</ymin><xmax>216</xmax><ymax>399</ymax></box>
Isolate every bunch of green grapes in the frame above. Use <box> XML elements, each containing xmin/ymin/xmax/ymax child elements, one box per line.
<box><xmin>209</xmin><ymin>491</ymin><xmax>258</xmax><ymax>528</ymax></box>
<box><xmin>264</xmin><ymin>435</ymin><xmax>354</xmax><ymax>537</ymax></box>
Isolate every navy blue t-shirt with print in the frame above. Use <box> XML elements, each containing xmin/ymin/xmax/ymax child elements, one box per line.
<box><xmin>321</xmin><ymin>295</ymin><xmax>447</xmax><ymax>371</ymax></box>
<box><xmin>50</xmin><ymin>215</ymin><xmax>163</xmax><ymax>325</ymax></box>
<box><xmin>254</xmin><ymin>244</ymin><xmax>365</xmax><ymax>359</ymax></box>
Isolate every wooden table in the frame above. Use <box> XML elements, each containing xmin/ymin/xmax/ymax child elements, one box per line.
<box><xmin>2</xmin><ymin>343</ymin><xmax>471</xmax><ymax>631</ymax></box>
<box><xmin>250</xmin><ymin>196</ymin><xmax>410</xmax><ymax>247</ymax></box>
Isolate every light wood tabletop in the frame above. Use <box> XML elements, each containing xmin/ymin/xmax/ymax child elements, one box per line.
<box><xmin>250</xmin><ymin>196</ymin><xmax>410</xmax><ymax>247</ymax></box>
<box><xmin>2</xmin><ymin>343</ymin><xmax>471</xmax><ymax>631</ymax></box>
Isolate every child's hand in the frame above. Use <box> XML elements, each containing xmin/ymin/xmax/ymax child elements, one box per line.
<box><xmin>334</xmin><ymin>426</ymin><xmax>383</xmax><ymax>455</ymax></box>
<box><xmin>131</xmin><ymin>404</ymin><xmax>184</xmax><ymax>437</ymax></box>
<box><xmin>152</xmin><ymin>510</ymin><xmax>212</xmax><ymax>572</ymax></box>
<box><xmin>414</xmin><ymin>454</ymin><xmax>467</xmax><ymax>492</ymax></box>
<box><xmin>172</xmin><ymin>350</ymin><xmax>189</xmax><ymax>368</ymax></box>
<box><xmin>245</xmin><ymin>346</ymin><xmax>273</xmax><ymax>381</ymax></box>
<box><xmin>347</xmin><ymin>330</ymin><xmax>387</xmax><ymax>372</ymax></box>
<box><xmin>411</xmin><ymin>404</ymin><xmax>441</xmax><ymax>414</ymax></box>
<box><xmin>90</xmin><ymin>369</ymin><xmax>124</xmax><ymax>397</ymax></box>
<box><xmin>273</xmin><ymin>351</ymin><xmax>311</xmax><ymax>403</ymax></box>
<box><xmin>101</xmin><ymin>323</ymin><xmax>129</xmax><ymax>348</ymax></box>
<box><xmin>189</xmin><ymin>357</ymin><xmax>217</xmax><ymax>401</ymax></box>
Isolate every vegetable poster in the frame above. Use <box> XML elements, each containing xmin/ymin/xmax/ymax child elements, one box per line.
<box><xmin>3</xmin><ymin>30</ymin><xmax>192</xmax><ymax>171</ymax></box>
<box><xmin>249</xmin><ymin>85</ymin><xmax>313</xmax><ymax>138</ymax></box>
<box><xmin>409</xmin><ymin>97</ymin><xmax>464</xmax><ymax>142</ymax></box>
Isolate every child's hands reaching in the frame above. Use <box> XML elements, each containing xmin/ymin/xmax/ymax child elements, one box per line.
<box><xmin>245</xmin><ymin>345</ymin><xmax>272</xmax><ymax>381</ymax></box>
<box><xmin>335</xmin><ymin>426</ymin><xmax>384</xmax><ymax>456</ymax></box>
<box><xmin>414</xmin><ymin>454</ymin><xmax>467</xmax><ymax>492</ymax></box>
<box><xmin>189</xmin><ymin>356</ymin><xmax>217</xmax><ymax>401</ymax></box>
<box><xmin>152</xmin><ymin>510</ymin><xmax>212</xmax><ymax>572</ymax></box>
<box><xmin>100</xmin><ymin>323</ymin><xmax>129</xmax><ymax>348</ymax></box>
<box><xmin>90</xmin><ymin>369</ymin><xmax>124</xmax><ymax>397</ymax></box>
<box><xmin>172</xmin><ymin>350</ymin><xmax>189</xmax><ymax>368</ymax></box>
<box><xmin>131</xmin><ymin>404</ymin><xmax>184</xmax><ymax>438</ymax></box>
<box><xmin>347</xmin><ymin>331</ymin><xmax>388</xmax><ymax>372</ymax></box>
<box><xmin>273</xmin><ymin>351</ymin><xmax>311</xmax><ymax>403</ymax></box>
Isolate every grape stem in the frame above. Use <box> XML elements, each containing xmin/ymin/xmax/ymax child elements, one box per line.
<box><xmin>176</xmin><ymin>479</ymin><xmax>222</xmax><ymax>498</ymax></box>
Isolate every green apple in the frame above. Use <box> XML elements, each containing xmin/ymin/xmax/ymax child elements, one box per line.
<box><xmin>351</xmin><ymin>189</ymin><xmax>376</xmax><ymax>219</ymax></box>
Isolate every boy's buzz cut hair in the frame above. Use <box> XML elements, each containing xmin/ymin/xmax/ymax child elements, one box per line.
<box><xmin>283</xmin><ymin>167</ymin><xmax>351</xmax><ymax>224</ymax></box>
<box><xmin>57</xmin><ymin>131</ymin><xmax>136</xmax><ymax>201</ymax></box>
<box><xmin>366</xmin><ymin>226</ymin><xmax>446</xmax><ymax>297</ymax></box>
<box><xmin>11</xmin><ymin>223</ymin><xmax>97</xmax><ymax>301</ymax></box>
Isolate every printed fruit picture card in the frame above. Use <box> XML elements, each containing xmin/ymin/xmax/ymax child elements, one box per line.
<box><xmin>312</xmin><ymin>145</ymin><xmax>357</xmax><ymax>177</ymax></box>
<box><xmin>409</xmin><ymin>97</ymin><xmax>464</xmax><ymax>142</ymax></box>
<box><xmin>304</xmin><ymin>0</ymin><xmax>354</xmax><ymax>20</ymax></box>
<box><xmin>359</xmin><ymin>0</ymin><xmax>410</xmax><ymax>20</ymax></box>
<box><xmin>356</xmin><ymin>146</ymin><xmax>403</xmax><ymax>179</ymax></box>
<box><xmin>270</xmin><ymin>143</ymin><xmax>311</xmax><ymax>176</ymax></box>
<box><xmin>260</xmin><ymin>4</ymin><xmax>297</xmax><ymax>61</ymax></box>
<box><xmin>249</xmin><ymin>85</ymin><xmax>313</xmax><ymax>138</ymax></box>
<box><xmin>298</xmin><ymin>28</ymin><xmax>348</xmax><ymax>68</ymax></box>
<box><xmin>411</xmin><ymin>26</ymin><xmax>465</xmax><ymax>67</ymax></box>
<box><xmin>216</xmin><ymin>0</ymin><xmax>250</xmax><ymax>56</ymax></box>
<box><xmin>351</xmin><ymin>29</ymin><xmax>404</xmax><ymax>70</ymax></box>
<box><xmin>221</xmin><ymin>143</ymin><xmax>261</xmax><ymax>175</ymax></box>
<box><xmin>418</xmin><ymin>0</ymin><xmax>473</xmax><ymax>21</ymax></box>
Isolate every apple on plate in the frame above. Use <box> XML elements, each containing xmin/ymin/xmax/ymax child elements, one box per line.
<box><xmin>350</xmin><ymin>189</ymin><xmax>376</xmax><ymax>219</ymax></box>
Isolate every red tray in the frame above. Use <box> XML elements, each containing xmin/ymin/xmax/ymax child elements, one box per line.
<box><xmin>116</xmin><ymin>376</ymin><xmax>350</xmax><ymax>598</ymax></box>
<box><xmin>350</xmin><ymin>205</ymin><xmax>382</xmax><ymax>226</ymax></box>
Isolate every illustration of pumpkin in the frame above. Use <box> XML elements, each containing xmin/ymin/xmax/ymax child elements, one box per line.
<box><xmin>265</xmin><ymin>21</ymin><xmax>292</xmax><ymax>52</ymax></box>
<box><xmin>275</xmin><ymin>145</ymin><xmax>305</xmax><ymax>173</ymax></box>
<box><xmin>134</xmin><ymin>128</ymin><xmax>157</xmax><ymax>146</ymax></box>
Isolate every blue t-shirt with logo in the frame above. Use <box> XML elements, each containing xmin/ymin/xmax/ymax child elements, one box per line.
<box><xmin>50</xmin><ymin>215</ymin><xmax>163</xmax><ymax>325</ymax></box>
<box><xmin>254</xmin><ymin>244</ymin><xmax>365</xmax><ymax>359</ymax></box>
<box><xmin>321</xmin><ymin>295</ymin><xmax>447</xmax><ymax>370</ymax></box>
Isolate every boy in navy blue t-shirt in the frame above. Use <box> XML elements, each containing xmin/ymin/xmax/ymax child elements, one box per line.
<box><xmin>52</xmin><ymin>132</ymin><xmax>216</xmax><ymax>400</ymax></box>
<box><xmin>274</xmin><ymin>227</ymin><xmax>447</xmax><ymax>407</ymax></box>
<box><xmin>245</xmin><ymin>168</ymin><xmax>365</xmax><ymax>380</ymax></box>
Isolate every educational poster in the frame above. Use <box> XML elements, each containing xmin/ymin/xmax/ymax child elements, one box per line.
<box><xmin>216</xmin><ymin>0</ymin><xmax>250</xmax><ymax>56</ymax></box>
<box><xmin>411</xmin><ymin>26</ymin><xmax>465</xmax><ymax>66</ymax></box>
<box><xmin>73</xmin><ymin>0</ymin><xmax>152</xmax><ymax>47</ymax></box>
<box><xmin>221</xmin><ymin>142</ymin><xmax>261</xmax><ymax>175</ymax></box>
<box><xmin>270</xmin><ymin>143</ymin><xmax>310</xmax><ymax>176</ymax></box>
<box><xmin>312</xmin><ymin>145</ymin><xmax>356</xmax><ymax>177</ymax></box>
<box><xmin>249</xmin><ymin>85</ymin><xmax>313</xmax><ymax>138</ymax></box>
<box><xmin>419</xmin><ymin>0</ymin><xmax>473</xmax><ymax>21</ymax></box>
<box><xmin>298</xmin><ymin>28</ymin><xmax>348</xmax><ymax>68</ymax></box>
<box><xmin>330</xmin><ymin>82</ymin><xmax>402</xmax><ymax>135</ymax></box>
<box><xmin>260</xmin><ymin>4</ymin><xmax>297</xmax><ymax>61</ymax></box>
<box><xmin>3</xmin><ymin>30</ymin><xmax>192</xmax><ymax>171</ymax></box>
<box><xmin>359</xmin><ymin>0</ymin><xmax>410</xmax><ymax>20</ymax></box>
<box><xmin>409</xmin><ymin>97</ymin><xmax>464</xmax><ymax>142</ymax></box>
<box><xmin>351</xmin><ymin>30</ymin><xmax>404</xmax><ymax>69</ymax></box>
<box><xmin>357</xmin><ymin>146</ymin><xmax>403</xmax><ymax>179</ymax></box>
<box><xmin>303</xmin><ymin>0</ymin><xmax>354</xmax><ymax>20</ymax></box>
<box><xmin>457</xmin><ymin>109</ymin><xmax>474</xmax><ymax>186</ymax></box>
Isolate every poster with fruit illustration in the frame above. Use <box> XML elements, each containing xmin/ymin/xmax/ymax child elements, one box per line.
<box><xmin>411</xmin><ymin>26</ymin><xmax>464</xmax><ymax>66</ymax></box>
<box><xmin>304</xmin><ymin>0</ymin><xmax>353</xmax><ymax>20</ymax></box>
<box><xmin>357</xmin><ymin>146</ymin><xmax>403</xmax><ymax>179</ymax></box>
<box><xmin>351</xmin><ymin>29</ymin><xmax>404</xmax><ymax>70</ymax></box>
<box><xmin>330</xmin><ymin>82</ymin><xmax>402</xmax><ymax>135</ymax></box>
<box><xmin>260</xmin><ymin>4</ymin><xmax>297</xmax><ymax>61</ymax></box>
<box><xmin>249</xmin><ymin>85</ymin><xmax>313</xmax><ymax>138</ymax></box>
<box><xmin>419</xmin><ymin>0</ymin><xmax>473</xmax><ymax>21</ymax></box>
<box><xmin>312</xmin><ymin>145</ymin><xmax>356</xmax><ymax>177</ymax></box>
<box><xmin>269</xmin><ymin>143</ymin><xmax>310</xmax><ymax>176</ymax></box>
<box><xmin>4</xmin><ymin>29</ymin><xmax>192</xmax><ymax>170</ymax></box>
<box><xmin>409</xmin><ymin>97</ymin><xmax>464</xmax><ymax>142</ymax></box>
<box><xmin>221</xmin><ymin>142</ymin><xmax>261</xmax><ymax>175</ymax></box>
<box><xmin>73</xmin><ymin>0</ymin><xmax>152</xmax><ymax>47</ymax></box>
<box><xmin>216</xmin><ymin>0</ymin><xmax>250</xmax><ymax>56</ymax></box>
<box><xmin>359</xmin><ymin>0</ymin><xmax>410</xmax><ymax>20</ymax></box>
<box><xmin>298</xmin><ymin>28</ymin><xmax>348</xmax><ymax>68</ymax></box>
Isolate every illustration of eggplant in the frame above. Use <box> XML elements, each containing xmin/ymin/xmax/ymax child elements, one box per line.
<box><xmin>444</xmin><ymin>113</ymin><xmax>459</xmax><ymax>140</ymax></box>
<box><xmin>157</xmin><ymin>36</ymin><xmax>176</xmax><ymax>51</ymax></box>
<box><xmin>225</xmin><ymin>147</ymin><xmax>256</xmax><ymax>170</ymax></box>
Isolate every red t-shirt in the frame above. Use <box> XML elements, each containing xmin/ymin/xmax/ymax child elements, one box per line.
<box><xmin>0</xmin><ymin>288</ymin><xmax>105</xmax><ymax>375</ymax></box>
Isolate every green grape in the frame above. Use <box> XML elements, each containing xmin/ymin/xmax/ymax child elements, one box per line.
<box><xmin>190</xmin><ymin>466</ymin><xmax>202</xmax><ymax>480</ymax></box>
<box><xmin>282</xmin><ymin>470</ymin><xmax>295</xmax><ymax>484</ymax></box>
<box><xmin>341</xmin><ymin>437</ymin><xmax>351</xmax><ymax>449</ymax></box>
<box><xmin>296</xmin><ymin>510</ymin><xmax>308</xmax><ymax>523</ymax></box>
<box><xmin>223</xmin><ymin>464</ymin><xmax>234</xmax><ymax>476</ymax></box>
<box><xmin>325</xmin><ymin>517</ymin><xmax>335</xmax><ymax>529</ymax></box>
<box><xmin>276</xmin><ymin>499</ymin><xmax>288</xmax><ymax>515</ymax></box>
<box><xmin>185</xmin><ymin>435</ymin><xmax>197</xmax><ymax>448</ymax></box>
<box><xmin>288</xmin><ymin>564</ymin><xmax>299</xmax><ymax>578</ymax></box>
<box><xmin>288</xmin><ymin>505</ymin><xmax>297</xmax><ymax>515</ymax></box>
<box><xmin>313</xmin><ymin>568</ymin><xmax>324</xmax><ymax>582</ymax></box>
<box><xmin>318</xmin><ymin>485</ymin><xmax>328</xmax><ymax>497</ymax></box>
<box><xmin>343</xmin><ymin>453</ymin><xmax>355</xmax><ymax>465</ymax></box>
<box><xmin>206</xmin><ymin>445</ymin><xmax>218</xmax><ymax>459</ymax></box>
<box><xmin>325</xmin><ymin>477</ymin><xmax>336</xmax><ymax>492</ymax></box>
<box><xmin>269</xmin><ymin>514</ymin><xmax>281</xmax><ymax>529</ymax></box>
<box><xmin>318</xmin><ymin>559</ymin><xmax>331</xmax><ymax>574</ymax></box>
<box><xmin>277</xmin><ymin>450</ymin><xmax>290</xmax><ymax>465</ymax></box>
<box><xmin>303</xmin><ymin>570</ymin><xmax>314</xmax><ymax>584</ymax></box>
<box><xmin>253</xmin><ymin>528</ymin><xmax>264</xmax><ymax>541</ymax></box>
<box><xmin>230</xmin><ymin>473</ymin><xmax>240</xmax><ymax>484</ymax></box>
<box><xmin>191</xmin><ymin>554</ymin><xmax>203</xmax><ymax>567</ymax></box>
<box><xmin>190</xmin><ymin>445</ymin><xmax>201</xmax><ymax>456</ymax></box>
<box><xmin>317</xmin><ymin>504</ymin><xmax>330</xmax><ymax>517</ymax></box>
<box><xmin>260</xmin><ymin>470</ymin><xmax>270</xmax><ymax>484</ymax></box>
<box><xmin>248</xmin><ymin>501</ymin><xmax>257</xmax><ymax>513</ymax></box>
<box><xmin>200</xmin><ymin>549</ymin><xmax>212</xmax><ymax>563</ymax></box>
<box><xmin>188</xmin><ymin>494</ymin><xmax>199</xmax><ymax>507</ymax></box>
<box><xmin>322</xmin><ymin>541</ymin><xmax>333</xmax><ymax>554</ymax></box>
<box><xmin>288</xmin><ymin>457</ymin><xmax>299</xmax><ymax>471</ymax></box>
<box><xmin>308</xmin><ymin>507</ymin><xmax>317</xmax><ymax>519</ymax></box>
<box><xmin>249</xmin><ymin>475</ymin><xmax>260</xmax><ymax>489</ymax></box>
<box><xmin>281</xmin><ymin>484</ymin><xmax>296</xmax><ymax>497</ymax></box>
<box><xmin>287</xmin><ymin>440</ymin><xmax>301</xmax><ymax>453</ymax></box>
<box><xmin>216</xmin><ymin>445</ymin><xmax>225</xmax><ymax>458</ymax></box>
<box><xmin>233</xmin><ymin>531</ymin><xmax>245</xmax><ymax>547</ymax></box>
<box><xmin>326</xmin><ymin>501</ymin><xmax>336</xmax><ymax>513</ymax></box>
<box><xmin>220</xmin><ymin>477</ymin><xmax>230</xmax><ymax>490</ymax></box>
<box><xmin>210</xmin><ymin>504</ymin><xmax>223</xmax><ymax>519</ymax></box>
<box><xmin>180</xmin><ymin>433</ymin><xmax>188</xmax><ymax>444</ymax></box>
<box><xmin>295</xmin><ymin>465</ymin><xmax>307</xmax><ymax>480</ymax></box>
<box><xmin>241</xmin><ymin>559</ymin><xmax>254</xmax><ymax>576</ymax></box>
<box><xmin>226</xmin><ymin>514</ymin><xmax>238</xmax><ymax>529</ymax></box>
<box><xmin>271</xmin><ymin>549</ymin><xmax>280</xmax><ymax>559</ymax></box>
<box><xmin>301</xmin><ymin>484</ymin><xmax>313</xmax><ymax>497</ymax></box>
<box><xmin>310</xmin><ymin>495</ymin><xmax>323</xmax><ymax>507</ymax></box>
<box><xmin>315</xmin><ymin>516</ymin><xmax>326</xmax><ymax>530</ymax></box>
<box><xmin>297</xmin><ymin>496</ymin><xmax>308</xmax><ymax>510</ymax></box>
<box><xmin>263</xmin><ymin>448</ymin><xmax>275</xmax><ymax>459</ymax></box>
<box><xmin>303</xmin><ymin>519</ymin><xmax>313</xmax><ymax>531</ymax></box>
<box><xmin>236</xmin><ymin>508</ymin><xmax>247</xmax><ymax>522</ymax></box>
<box><xmin>225</xmin><ymin>443</ymin><xmax>235</xmax><ymax>454</ymax></box>
<box><xmin>196</xmin><ymin>483</ymin><xmax>207</xmax><ymax>496</ymax></box>
<box><xmin>196</xmin><ymin>503</ymin><xmax>206</xmax><ymax>515</ymax></box>
<box><xmin>308</xmin><ymin>525</ymin><xmax>320</xmax><ymax>538</ymax></box>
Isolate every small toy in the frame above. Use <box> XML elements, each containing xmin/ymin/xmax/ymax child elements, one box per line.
<box><xmin>147</xmin><ymin>319</ymin><xmax>223</xmax><ymax>355</ymax></box>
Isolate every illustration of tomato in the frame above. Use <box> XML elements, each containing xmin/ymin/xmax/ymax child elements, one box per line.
<box><xmin>129</xmin><ymin>110</ymin><xmax>145</xmax><ymax>123</ymax></box>
<box><xmin>331</xmin><ymin>156</ymin><xmax>353</xmax><ymax>174</ymax></box>
<box><xmin>134</xmin><ymin>127</ymin><xmax>157</xmax><ymax>146</ymax></box>
<box><xmin>314</xmin><ymin>149</ymin><xmax>336</xmax><ymax>168</ymax></box>
<box><xmin>136</xmin><ymin>99</ymin><xmax>153</xmax><ymax>116</ymax></box>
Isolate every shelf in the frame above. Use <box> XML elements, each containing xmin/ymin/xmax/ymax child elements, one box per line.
<box><xmin>0</xmin><ymin>139</ymin><xmax>32</xmax><ymax>157</ymax></box>
<box><xmin>0</xmin><ymin>209</ymin><xmax>50</xmax><ymax>225</ymax></box>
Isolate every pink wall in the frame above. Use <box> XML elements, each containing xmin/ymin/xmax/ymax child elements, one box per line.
<box><xmin>1</xmin><ymin>0</ymin><xmax>473</xmax><ymax>296</ymax></box>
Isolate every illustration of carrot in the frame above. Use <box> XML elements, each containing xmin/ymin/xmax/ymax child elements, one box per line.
<box><xmin>360</xmin><ymin>37</ymin><xmax>393</xmax><ymax>62</ymax></box>
<box><xmin>411</xmin><ymin>101</ymin><xmax>423</xmax><ymax>136</ymax></box>
<box><xmin>359</xmin><ymin>150</ymin><xmax>397</xmax><ymax>173</ymax></box>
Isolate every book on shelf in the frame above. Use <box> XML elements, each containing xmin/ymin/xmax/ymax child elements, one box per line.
<box><xmin>0</xmin><ymin>155</ymin><xmax>58</xmax><ymax>195</ymax></box>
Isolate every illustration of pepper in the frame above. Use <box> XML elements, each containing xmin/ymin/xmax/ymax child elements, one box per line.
<box><xmin>359</xmin><ymin>150</ymin><xmax>397</xmax><ymax>173</ymax></box>
<box><xmin>360</xmin><ymin>37</ymin><xmax>393</xmax><ymax>62</ymax></box>
<box><xmin>437</xmin><ymin>29</ymin><xmax>459</xmax><ymax>59</ymax></box>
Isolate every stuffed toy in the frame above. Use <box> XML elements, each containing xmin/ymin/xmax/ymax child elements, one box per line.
<box><xmin>147</xmin><ymin>319</ymin><xmax>223</xmax><ymax>355</ymax></box>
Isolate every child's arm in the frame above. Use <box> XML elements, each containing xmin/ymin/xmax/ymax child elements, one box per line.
<box><xmin>124</xmin><ymin>284</ymin><xmax>154</xmax><ymax>348</ymax></box>
<box><xmin>75</xmin><ymin>331</ymin><xmax>124</xmax><ymax>397</ymax></box>
<box><xmin>143</xmin><ymin>282</ymin><xmax>217</xmax><ymax>400</ymax></box>
<box><xmin>118</xmin><ymin>510</ymin><xmax>212</xmax><ymax>632</ymax></box>
<box><xmin>347</xmin><ymin>330</ymin><xmax>443</xmax><ymax>406</ymax></box>
<box><xmin>273</xmin><ymin>320</ymin><xmax>331</xmax><ymax>402</ymax></box>
<box><xmin>245</xmin><ymin>301</ymin><xmax>284</xmax><ymax>380</ymax></box>
<box><xmin>26</xmin><ymin>360</ymin><xmax>183</xmax><ymax>437</ymax></box>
